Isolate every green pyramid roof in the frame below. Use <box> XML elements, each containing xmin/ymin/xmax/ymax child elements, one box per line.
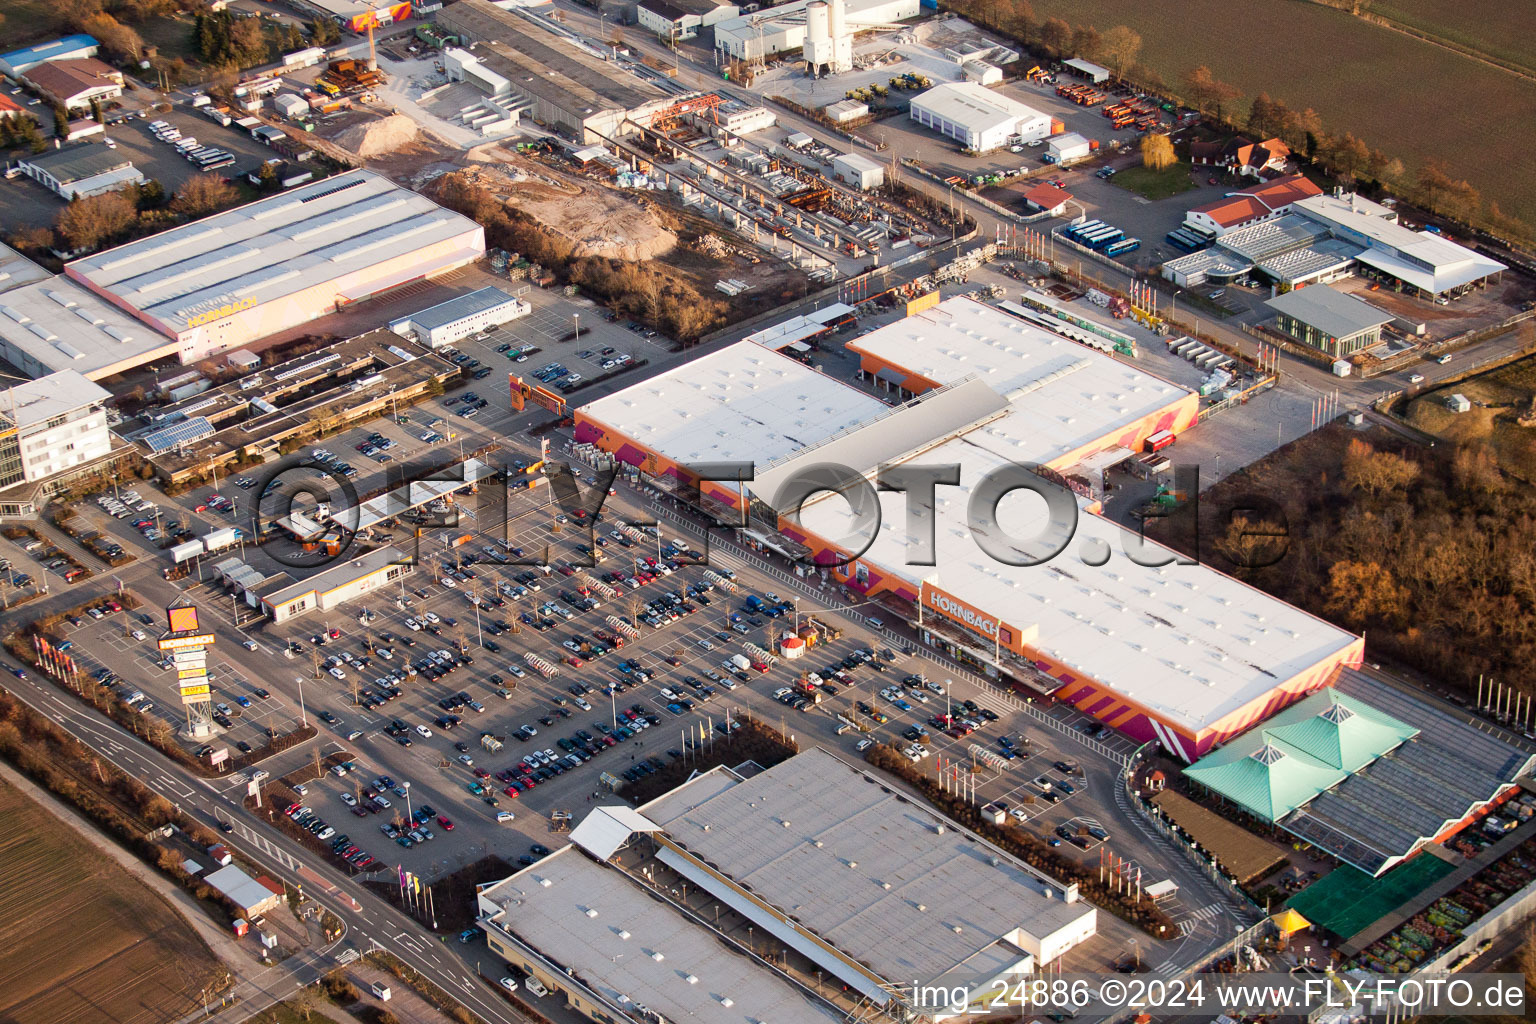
<box><xmin>1185</xmin><ymin>689</ymin><xmax>1419</xmax><ymax>822</ymax></box>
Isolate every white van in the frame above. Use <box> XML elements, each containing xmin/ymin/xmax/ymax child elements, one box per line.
<box><xmin>370</xmin><ymin>981</ymin><xmax>392</xmax><ymax>1001</ymax></box>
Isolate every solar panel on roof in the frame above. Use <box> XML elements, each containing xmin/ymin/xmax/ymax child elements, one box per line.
<box><xmin>144</xmin><ymin>416</ymin><xmax>215</xmax><ymax>453</ymax></box>
<box><xmin>298</xmin><ymin>176</ymin><xmax>367</xmax><ymax>203</ymax></box>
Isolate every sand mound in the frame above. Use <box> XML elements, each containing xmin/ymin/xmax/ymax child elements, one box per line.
<box><xmin>451</xmin><ymin>160</ymin><xmax>676</xmax><ymax>262</ymax></box>
<box><xmin>335</xmin><ymin>114</ymin><xmax>420</xmax><ymax>158</ymax></box>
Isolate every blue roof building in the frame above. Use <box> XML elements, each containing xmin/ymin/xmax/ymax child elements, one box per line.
<box><xmin>0</xmin><ymin>35</ymin><xmax>100</xmax><ymax>77</ymax></box>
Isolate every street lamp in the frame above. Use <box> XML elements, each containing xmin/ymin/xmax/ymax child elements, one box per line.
<box><xmin>403</xmin><ymin>781</ymin><xmax>412</xmax><ymax>823</ymax></box>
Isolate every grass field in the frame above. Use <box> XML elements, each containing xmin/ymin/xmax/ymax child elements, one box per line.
<box><xmin>1403</xmin><ymin>333</ymin><xmax>1536</xmax><ymax>480</ymax></box>
<box><xmin>0</xmin><ymin>0</ymin><xmax>71</xmax><ymax>47</ymax></box>
<box><xmin>1111</xmin><ymin>161</ymin><xmax>1196</xmax><ymax>200</ymax></box>
<box><xmin>1025</xmin><ymin>0</ymin><xmax>1536</xmax><ymax>226</ymax></box>
<box><xmin>1369</xmin><ymin>0</ymin><xmax>1536</xmax><ymax>76</ymax></box>
<box><xmin>0</xmin><ymin>777</ymin><xmax>222</xmax><ymax>1024</ymax></box>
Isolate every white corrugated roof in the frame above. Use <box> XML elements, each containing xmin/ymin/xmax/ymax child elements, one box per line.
<box><xmin>68</xmin><ymin>172</ymin><xmax>483</xmax><ymax>333</ymax></box>
<box><xmin>578</xmin><ymin>342</ymin><xmax>887</xmax><ymax>466</ymax></box>
<box><xmin>846</xmin><ymin>296</ymin><xmax>1188</xmax><ymax>465</ymax></box>
<box><xmin>569</xmin><ymin>805</ymin><xmax>662</xmax><ymax>860</ymax></box>
<box><xmin>909</xmin><ymin>81</ymin><xmax>1050</xmax><ymax>134</ymax></box>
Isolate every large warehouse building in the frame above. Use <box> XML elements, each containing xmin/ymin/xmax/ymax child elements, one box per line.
<box><xmin>64</xmin><ymin>171</ymin><xmax>484</xmax><ymax>363</ymax></box>
<box><xmin>437</xmin><ymin>0</ymin><xmax>672</xmax><ymax>142</ymax></box>
<box><xmin>909</xmin><ymin>82</ymin><xmax>1054</xmax><ymax>152</ymax></box>
<box><xmin>480</xmin><ymin>749</ymin><xmax>1097</xmax><ymax>1022</ymax></box>
<box><xmin>578</xmin><ymin>296</ymin><xmax>1362</xmax><ymax>758</ymax></box>
<box><xmin>0</xmin><ymin>244</ymin><xmax>177</xmax><ymax>381</ymax></box>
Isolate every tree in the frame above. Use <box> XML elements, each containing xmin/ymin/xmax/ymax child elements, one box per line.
<box><xmin>257</xmin><ymin>160</ymin><xmax>279</xmax><ymax>191</ymax></box>
<box><xmin>1325</xmin><ymin>132</ymin><xmax>1370</xmax><ymax>182</ymax></box>
<box><xmin>171</xmin><ymin>173</ymin><xmax>237</xmax><ymax>218</ymax></box>
<box><xmin>1451</xmin><ymin>444</ymin><xmax>1502</xmax><ymax>498</ymax></box>
<box><xmin>309</xmin><ymin>18</ymin><xmax>340</xmax><ymax>46</ymax></box>
<box><xmin>999</xmin><ymin>0</ymin><xmax>1036</xmax><ymax>41</ymax></box>
<box><xmin>1416</xmin><ymin>159</ymin><xmax>1454</xmax><ymax>211</ymax></box>
<box><xmin>1098</xmin><ymin>25</ymin><xmax>1141</xmax><ymax>75</ymax></box>
<box><xmin>1181</xmin><ymin>65</ymin><xmax>1240</xmax><ymax>122</ymax></box>
<box><xmin>1323</xmin><ymin>560</ymin><xmax>1407</xmax><ymax>629</ymax></box>
<box><xmin>1140</xmin><ymin>133</ymin><xmax>1175</xmax><ymax>171</ymax></box>
<box><xmin>52</xmin><ymin>104</ymin><xmax>70</xmax><ymax>139</ymax></box>
<box><xmin>1069</xmin><ymin>24</ymin><xmax>1102</xmax><ymax>60</ymax></box>
<box><xmin>1039</xmin><ymin>17</ymin><xmax>1071</xmax><ymax>56</ymax></box>
<box><xmin>136</xmin><ymin>178</ymin><xmax>167</xmax><ymax>210</ymax></box>
<box><xmin>229</xmin><ymin>16</ymin><xmax>270</xmax><ymax>65</ymax></box>
<box><xmin>1342</xmin><ymin>437</ymin><xmax>1420</xmax><ymax>498</ymax></box>
<box><xmin>289</xmin><ymin>985</ymin><xmax>323</xmax><ymax>1021</ymax></box>
<box><xmin>7</xmin><ymin>224</ymin><xmax>55</xmax><ymax>254</ymax></box>
<box><xmin>81</xmin><ymin>12</ymin><xmax>143</xmax><ymax>62</ymax></box>
<box><xmin>89</xmin><ymin>96</ymin><xmax>104</xmax><ymax>123</ymax></box>
<box><xmin>57</xmin><ymin>191</ymin><xmax>138</xmax><ymax>250</ymax></box>
<box><xmin>1247</xmin><ymin>92</ymin><xmax>1282</xmax><ymax>139</ymax></box>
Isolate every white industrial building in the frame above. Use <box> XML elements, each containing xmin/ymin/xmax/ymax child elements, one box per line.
<box><xmin>831</xmin><ymin>151</ymin><xmax>884</xmax><ymax>190</ymax></box>
<box><xmin>388</xmin><ymin>286</ymin><xmax>529</xmax><ymax>348</ymax></box>
<box><xmin>962</xmin><ymin>59</ymin><xmax>1003</xmax><ymax>85</ymax></box>
<box><xmin>16</xmin><ymin>142</ymin><xmax>144</xmax><ymax>200</ymax></box>
<box><xmin>823</xmin><ymin>97</ymin><xmax>868</xmax><ymax>123</ymax></box>
<box><xmin>636</xmin><ymin>0</ymin><xmax>739</xmax><ymax>41</ymax></box>
<box><xmin>1045</xmin><ymin>131</ymin><xmax>1092</xmax><ymax>165</ymax></box>
<box><xmin>1292</xmin><ymin>192</ymin><xmax>1506</xmax><ymax>299</ymax></box>
<box><xmin>713</xmin><ymin>0</ymin><xmax>919</xmax><ymax>66</ymax></box>
<box><xmin>65</xmin><ymin>171</ymin><xmax>485</xmax><ymax>364</ymax></box>
<box><xmin>481</xmin><ymin>749</ymin><xmax>1097</xmax><ymax>1022</ymax></box>
<box><xmin>272</xmin><ymin>93</ymin><xmax>309</xmax><ymax>118</ymax></box>
<box><xmin>909</xmin><ymin>82</ymin><xmax>1053</xmax><ymax>152</ymax></box>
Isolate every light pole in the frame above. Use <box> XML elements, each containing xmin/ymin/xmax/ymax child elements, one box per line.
<box><xmin>403</xmin><ymin>781</ymin><xmax>412</xmax><ymax>823</ymax></box>
<box><xmin>293</xmin><ymin>677</ymin><xmax>307</xmax><ymax>726</ymax></box>
<box><xmin>472</xmin><ymin>587</ymin><xmax>484</xmax><ymax>647</ymax></box>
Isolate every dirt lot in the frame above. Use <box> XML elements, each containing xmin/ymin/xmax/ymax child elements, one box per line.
<box><xmin>0</xmin><ymin>776</ymin><xmax>221</xmax><ymax>1024</ymax></box>
<box><xmin>453</xmin><ymin>153</ymin><xmax>677</xmax><ymax>262</ymax></box>
<box><xmin>1404</xmin><ymin>331</ymin><xmax>1536</xmax><ymax>478</ymax></box>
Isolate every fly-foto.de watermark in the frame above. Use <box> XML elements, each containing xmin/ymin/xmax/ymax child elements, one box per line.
<box><xmin>249</xmin><ymin>453</ymin><xmax>1293</xmax><ymax>577</ymax></box>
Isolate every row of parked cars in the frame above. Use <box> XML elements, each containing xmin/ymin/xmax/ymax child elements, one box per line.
<box><xmin>380</xmin><ymin>804</ymin><xmax>448</xmax><ymax>849</ymax></box>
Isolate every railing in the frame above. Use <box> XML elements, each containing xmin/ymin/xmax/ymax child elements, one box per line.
<box><xmin>1119</xmin><ymin>752</ymin><xmax>1266</xmax><ymax>919</ymax></box>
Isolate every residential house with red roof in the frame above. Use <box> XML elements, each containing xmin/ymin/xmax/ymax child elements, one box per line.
<box><xmin>1183</xmin><ymin>174</ymin><xmax>1323</xmax><ymax>237</ymax></box>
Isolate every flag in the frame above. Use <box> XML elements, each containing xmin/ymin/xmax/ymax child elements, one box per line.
<box><xmin>398</xmin><ymin>865</ymin><xmax>406</xmax><ymax>887</ymax></box>
<box><xmin>414</xmin><ymin>875</ymin><xmax>422</xmax><ymax>895</ymax></box>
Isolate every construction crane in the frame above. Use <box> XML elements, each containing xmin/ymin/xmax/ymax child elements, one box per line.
<box><xmin>646</xmin><ymin>93</ymin><xmax>722</xmax><ymax>133</ymax></box>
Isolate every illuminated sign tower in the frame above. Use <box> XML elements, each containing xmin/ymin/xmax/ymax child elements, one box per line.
<box><xmin>158</xmin><ymin>600</ymin><xmax>216</xmax><ymax>738</ymax></box>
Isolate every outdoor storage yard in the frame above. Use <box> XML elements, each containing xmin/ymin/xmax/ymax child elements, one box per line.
<box><xmin>0</xmin><ymin>776</ymin><xmax>221</xmax><ymax>1024</ymax></box>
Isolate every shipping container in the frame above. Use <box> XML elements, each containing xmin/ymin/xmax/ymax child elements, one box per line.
<box><xmin>1144</xmin><ymin>430</ymin><xmax>1176</xmax><ymax>453</ymax></box>
<box><xmin>170</xmin><ymin>540</ymin><xmax>203</xmax><ymax>563</ymax></box>
<box><xmin>204</xmin><ymin>527</ymin><xmax>238</xmax><ymax>552</ymax></box>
